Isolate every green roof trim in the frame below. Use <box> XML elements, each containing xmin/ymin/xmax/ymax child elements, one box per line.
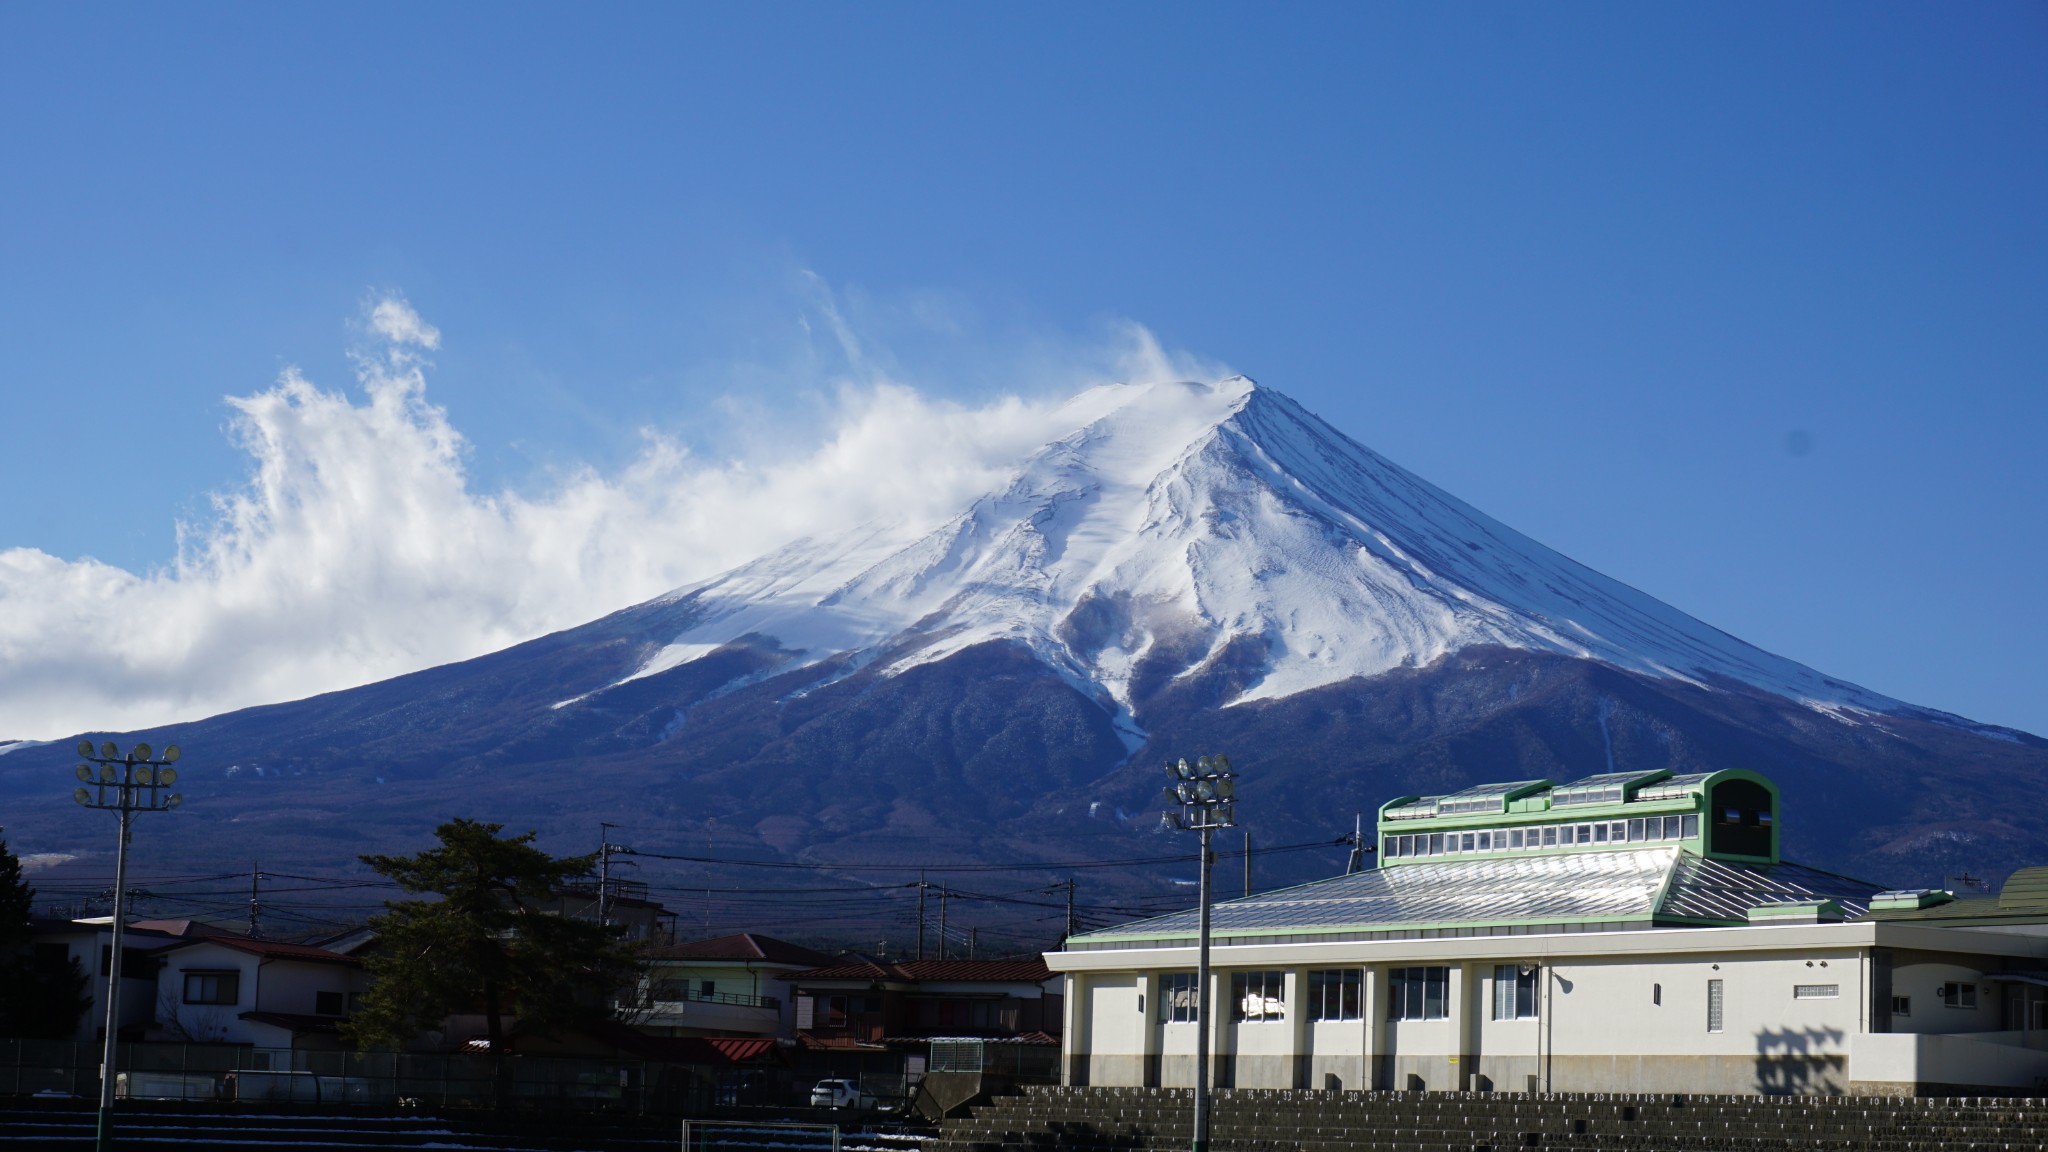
<box><xmin>1076</xmin><ymin>909</ymin><xmax>1659</xmax><ymax>945</ymax></box>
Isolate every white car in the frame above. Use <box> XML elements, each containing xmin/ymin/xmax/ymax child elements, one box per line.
<box><xmin>809</xmin><ymin>1079</ymin><xmax>878</xmax><ymax>1109</ymax></box>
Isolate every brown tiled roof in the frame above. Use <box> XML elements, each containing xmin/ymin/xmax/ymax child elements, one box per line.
<box><xmin>131</xmin><ymin>919</ymin><xmax>245</xmax><ymax>939</ymax></box>
<box><xmin>649</xmin><ymin>932</ymin><xmax>835</xmax><ymax>967</ymax></box>
<box><xmin>789</xmin><ymin>959</ymin><xmax>1052</xmax><ymax>984</ymax></box>
<box><xmin>163</xmin><ymin>937</ymin><xmax>360</xmax><ymax>967</ymax></box>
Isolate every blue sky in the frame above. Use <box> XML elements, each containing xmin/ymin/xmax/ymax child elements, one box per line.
<box><xmin>0</xmin><ymin>4</ymin><xmax>2043</xmax><ymax>738</ymax></box>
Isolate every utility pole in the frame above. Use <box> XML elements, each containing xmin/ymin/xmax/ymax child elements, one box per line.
<box><xmin>916</xmin><ymin>871</ymin><xmax>927</xmax><ymax>962</ymax></box>
<box><xmin>1064</xmin><ymin>877</ymin><xmax>1077</xmax><ymax>942</ymax></box>
<box><xmin>937</xmin><ymin>885</ymin><xmax>949</xmax><ymax>961</ymax></box>
<box><xmin>1243</xmin><ymin>830</ymin><xmax>1252</xmax><ymax>898</ymax></box>
<box><xmin>598</xmin><ymin>822</ymin><xmax>615</xmax><ymax>929</ymax></box>
<box><xmin>1346</xmin><ymin>814</ymin><xmax>1366</xmax><ymax>875</ymax></box>
<box><xmin>247</xmin><ymin>863</ymin><xmax>262</xmax><ymax>939</ymax></box>
<box><xmin>968</xmin><ymin>927</ymin><xmax>978</xmax><ymax>961</ymax></box>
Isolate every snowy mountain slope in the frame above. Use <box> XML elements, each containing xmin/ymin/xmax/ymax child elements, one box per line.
<box><xmin>5</xmin><ymin>376</ymin><xmax>2043</xmax><ymax>901</ymax></box>
<box><xmin>610</xmin><ymin>376</ymin><xmax>1930</xmax><ymax>738</ymax></box>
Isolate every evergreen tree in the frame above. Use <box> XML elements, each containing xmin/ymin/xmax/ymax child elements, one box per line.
<box><xmin>0</xmin><ymin>832</ymin><xmax>90</xmax><ymax>1039</ymax></box>
<box><xmin>342</xmin><ymin>820</ymin><xmax>641</xmax><ymax>1099</ymax></box>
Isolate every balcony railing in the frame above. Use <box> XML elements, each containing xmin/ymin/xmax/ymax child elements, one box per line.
<box><xmin>642</xmin><ymin>986</ymin><xmax>780</xmax><ymax>1011</ymax></box>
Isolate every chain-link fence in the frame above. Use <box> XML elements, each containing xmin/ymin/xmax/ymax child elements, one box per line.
<box><xmin>0</xmin><ymin>1038</ymin><xmax>740</xmax><ymax>1114</ymax></box>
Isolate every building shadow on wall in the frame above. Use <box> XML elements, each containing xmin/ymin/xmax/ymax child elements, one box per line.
<box><xmin>1754</xmin><ymin>1026</ymin><xmax>1845</xmax><ymax>1095</ymax></box>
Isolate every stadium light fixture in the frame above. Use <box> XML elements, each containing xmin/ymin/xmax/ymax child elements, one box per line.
<box><xmin>1160</xmin><ymin>753</ymin><xmax>1236</xmax><ymax>1152</ymax></box>
<box><xmin>70</xmin><ymin>739</ymin><xmax>185</xmax><ymax>1152</ymax></box>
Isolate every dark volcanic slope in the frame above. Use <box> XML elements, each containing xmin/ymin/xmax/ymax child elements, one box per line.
<box><xmin>3</xmin><ymin>620</ymin><xmax>2042</xmax><ymax>904</ymax></box>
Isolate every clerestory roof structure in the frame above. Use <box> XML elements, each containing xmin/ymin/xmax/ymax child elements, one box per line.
<box><xmin>1063</xmin><ymin>846</ymin><xmax>1882</xmax><ymax>950</ymax></box>
<box><xmin>1065</xmin><ymin>767</ymin><xmax>1891</xmax><ymax>952</ymax></box>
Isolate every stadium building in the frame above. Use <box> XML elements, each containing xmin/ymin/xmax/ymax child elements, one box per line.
<box><xmin>1047</xmin><ymin>769</ymin><xmax>2048</xmax><ymax>1096</ymax></box>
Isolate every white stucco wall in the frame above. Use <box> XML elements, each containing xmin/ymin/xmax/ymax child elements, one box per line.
<box><xmin>154</xmin><ymin>942</ymin><xmax>361</xmax><ymax>1046</ymax></box>
<box><xmin>1052</xmin><ymin>919</ymin><xmax>2048</xmax><ymax>1096</ymax></box>
<box><xmin>155</xmin><ymin>946</ymin><xmax>257</xmax><ymax>1043</ymax></box>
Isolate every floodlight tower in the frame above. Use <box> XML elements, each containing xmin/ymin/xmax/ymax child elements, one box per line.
<box><xmin>1160</xmin><ymin>754</ymin><xmax>1236</xmax><ymax>1152</ymax></box>
<box><xmin>70</xmin><ymin>740</ymin><xmax>184</xmax><ymax>1152</ymax></box>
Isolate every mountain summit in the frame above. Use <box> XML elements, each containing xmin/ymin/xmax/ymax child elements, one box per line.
<box><xmin>4</xmin><ymin>378</ymin><xmax>2042</xmax><ymax>900</ymax></box>
<box><xmin>616</xmin><ymin>377</ymin><xmax>1926</xmax><ymax>740</ymax></box>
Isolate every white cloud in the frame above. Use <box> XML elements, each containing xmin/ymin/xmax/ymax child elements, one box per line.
<box><xmin>366</xmin><ymin>295</ymin><xmax>441</xmax><ymax>350</ymax></box>
<box><xmin>0</xmin><ymin>291</ymin><xmax>1219</xmax><ymax>738</ymax></box>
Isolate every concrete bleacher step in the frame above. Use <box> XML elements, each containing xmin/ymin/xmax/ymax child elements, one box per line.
<box><xmin>935</xmin><ymin>1086</ymin><xmax>2048</xmax><ymax>1152</ymax></box>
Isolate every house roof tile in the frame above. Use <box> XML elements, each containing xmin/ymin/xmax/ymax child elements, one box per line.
<box><xmin>163</xmin><ymin>937</ymin><xmax>361</xmax><ymax>966</ymax></box>
<box><xmin>649</xmin><ymin>932</ymin><xmax>835</xmax><ymax>967</ymax></box>
<box><xmin>789</xmin><ymin>959</ymin><xmax>1052</xmax><ymax>983</ymax></box>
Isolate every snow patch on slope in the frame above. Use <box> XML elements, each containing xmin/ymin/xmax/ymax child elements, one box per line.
<box><xmin>600</xmin><ymin>376</ymin><xmax>1924</xmax><ymax>735</ymax></box>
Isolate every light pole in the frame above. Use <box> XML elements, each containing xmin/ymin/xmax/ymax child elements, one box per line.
<box><xmin>1160</xmin><ymin>754</ymin><xmax>1235</xmax><ymax>1152</ymax></box>
<box><xmin>71</xmin><ymin>740</ymin><xmax>184</xmax><ymax>1152</ymax></box>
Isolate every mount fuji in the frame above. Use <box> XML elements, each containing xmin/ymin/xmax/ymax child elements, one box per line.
<box><xmin>609</xmin><ymin>377</ymin><xmax>1948</xmax><ymax>741</ymax></box>
<box><xmin>4</xmin><ymin>377</ymin><xmax>2042</xmax><ymax>902</ymax></box>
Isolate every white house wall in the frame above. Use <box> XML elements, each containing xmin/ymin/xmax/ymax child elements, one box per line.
<box><xmin>156</xmin><ymin>947</ymin><xmax>258</xmax><ymax>1044</ymax></box>
<box><xmin>155</xmin><ymin>944</ymin><xmax>362</xmax><ymax>1047</ymax></box>
<box><xmin>251</xmin><ymin>957</ymin><xmax>359</xmax><ymax>1019</ymax></box>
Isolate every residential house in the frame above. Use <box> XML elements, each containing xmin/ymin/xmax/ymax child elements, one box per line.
<box><xmin>635</xmin><ymin>932</ymin><xmax>833</xmax><ymax>1038</ymax></box>
<box><xmin>29</xmin><ymin>917</ymin><xmax>184</xmax><ymax>1043</ymax></box>
<box><xmin>788</xmin><ymin>958</ymin><xmax>1063</xmax><ymax>1084</ymax></box>
<box><xmin>151</xmin><ymin>936</ymin><xmax>366</xmax><ymax>1050</ymax></box>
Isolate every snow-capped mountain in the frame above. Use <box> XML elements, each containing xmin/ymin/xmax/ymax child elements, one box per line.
<box><xmin>4</xmin><ymin>377</ymin><xmax>2042</xmax><ymax>902</ymax></box>
<box><xmin>617</xmin><ymin>377</ymin><xmax>1921</xmax><ymax>740</ymax></box>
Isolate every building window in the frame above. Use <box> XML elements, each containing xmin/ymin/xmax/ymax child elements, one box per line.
<box><xmin>1160</xmin><ymin>972</ymin><xmax>1200</xmax><ymax>1023</ymax></box>
<box><xmin>314</xmin><ymin>990</ymin><xmax>345</xmax><ymax>1016</ymax></box>
<box><xmin>1939</xmin><ymin>982</ymin><xmax>1978</xmax><ymax>1009</ymax></box>
<box><xmin>183</xmin><ymin>971</ymin><xmax>240</xmax><ymax>1006</ymax></box>
<box><xmin>1492</xmin><ymin>965</ymin><xmax>1538</xmax><ymax>1020</ymax></box>
<box><xmin>1231</xmin><ymin>971</ymin><xmax>1285</xmax><ymax>1021</ymax></box>
<box><xmin>818</xmin><ymin>994</ymin><xmax>877</xmax><ymax>1027</ymax></box>
<box><xmin>1388</xmin><ymin>967</ymin><xmax>1449</xmax><ymax>1021</ymax></box>
<box><xmin>1792</xmin><ymin>985</ymin><xmax>1839</xmax><ymax>1000</ymax></box>
<box><xmin>1891</xmin><ymin>996</ymin><xmax>1911</xmax><ymax>1017</ymax></box>
<box><xmin>1308</xmin><ymin>969</ymin><xmax>1362</xmax><ymax>1021</ymax></box>
<box><xmin>1707</xmin><ymin>979</ymin><xmax>1724</xmax><ymax>1033</ymax></box>
<box><xmin>1542</xmin><ymin>826</ymin><xmax>1558</xmax><ymax>847</ymax></box>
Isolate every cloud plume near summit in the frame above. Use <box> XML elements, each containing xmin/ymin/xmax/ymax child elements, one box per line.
<box><xmin>0</xmin><ymin>297</ymin><xmax>1221</xmax><ymax>740</ymax></box>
